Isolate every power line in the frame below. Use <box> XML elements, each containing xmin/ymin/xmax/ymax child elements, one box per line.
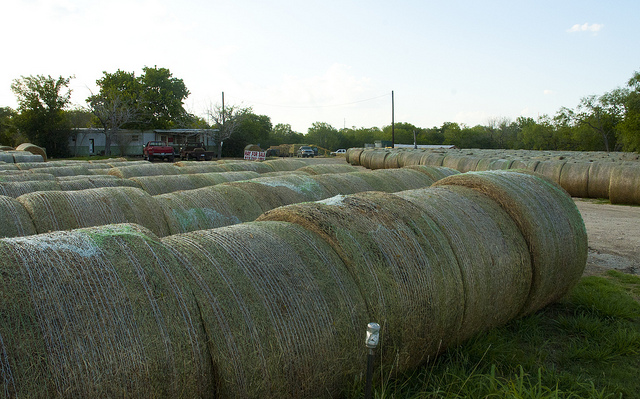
<box><xmin>224</xmin><ymin>93</ymin><xmax>391</xmax><ymax>109</ymax></box>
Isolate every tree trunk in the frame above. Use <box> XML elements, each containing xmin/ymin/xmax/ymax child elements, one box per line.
<box><xmin>104</xmin><ymin>130</ymin><xmax>112</xmax><ymax>156</ymax></box>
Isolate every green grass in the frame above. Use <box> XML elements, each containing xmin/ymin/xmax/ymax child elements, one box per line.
<box><xmin>351</xmin><ymin>270</ymin><xmax>640</xmax><ymax>398</ymax></box>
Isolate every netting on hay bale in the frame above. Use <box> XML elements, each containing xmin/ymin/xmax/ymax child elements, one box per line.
<box><xmin>155</xmin><ymin>185</ymin><xmax>265</xmax><ymax>235</ymax></box>
<box><xmin>0</xmin><ymin>172</ymin><xmax>56</xmax><ymax>182</ymax></box>
<box><xmin>241</xmin><ymin>174</ymin><xmax>333</xmax><ymax>202</ymax></box>
<box><xmin>0</xmin><ymin>180</ymin><xmax>62</xmax><ymax>198</ymax></box>
<box><xmin>432</xmin><ymin>171</ymin><xmax>588</xmax><ymax>315</ymax></box>
<box><xmin>220</xmin><ymin>162</ymin><xmax>275</xmax><ymax>174</ymax></box>
<box><xmin>295</xmin><ymin>163</ymin><xmax>359</xmax><ymax>175</ymax></box>
<box><xmin>0</xmin><ymin>195</ymin><xmax>37</xmax><ymax>238</ymax></box>
<box><xmin>609</xmin><ymin>164</ymin><xmax>640</xmax><ymax>205</ymax></box>
<box><xmin>11</xmin><ymin>152</ymin><xmax>44</xmax><ymax>163</ymax></box>
<box><xmin>367</xmin><ymin>168</ymin><xmax>436</xmax><ymax>191</ymax></box>
<box><xmin>309</xmin><ymin>172</ymin><xmax>377</xmax><ymax>196</ymax></box>
<box><xmin>174</xmin><ymin>163</ymin><xmax>227</xmax><ymax>173</ymax></box>
<box><xmin>558</xmin><ymin>161</ymin><xmax>591</xmax><ymax>198</ymax></box>
<box><xmin>587</xmin><ymin>162</ymin><xmax>617</xmax><ymax>199</ymax></box>
<box><xmin>262</xmin><ymin>158</ymin><xmax>307</xmax><ymax>172</ymax></box>
<box><xmin>0</xmin><ymin>224</ymin><xmax>213</xmax><ymax>398</ymax></box>
<box><xmin>395</xmin><ymin>186</ymin><xmax>531</xmax><ymax>343</ymax></box>
<box><xmin>258</xmin><ymin>192</ymin><xmax>465</xmax><ymax>372</ymax></box>
<box><xmin>108</xmin><ymin>163</ymin><xmax>183</xmax><ymax>178</ymax></box>
<box><xmin>106</xmin><ymin>160</ymin><xmax>150</xmax><ymax>168</ymax></box>
<box><xmin>15</xmin><ymin>162</ymin><xmax>52</xmax><ymax>170</ymax></box>
<box><xmin>162</xmin><ymin>221</ymin><xmax>368</xmax><ymax>398</ymax></box>
<box><xmin>16</xmin><ymin>187</ymin><xmax>170</xmax><ymax>237</ymax></box>
<box><xmin>404</xmin><ymin>165</ymin><xmax>460</xmax><ymax>181</ymax></box>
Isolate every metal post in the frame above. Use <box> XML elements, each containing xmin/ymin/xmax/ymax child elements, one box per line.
<box><xmin>391</xmin><ymin>91</ymin><xmax>395</xmax><ymax>148</ymax></box>
<box><xmin>364</xmin><ymin>322</ymin><xmax>380</xmax><ymax>399</ymax></box>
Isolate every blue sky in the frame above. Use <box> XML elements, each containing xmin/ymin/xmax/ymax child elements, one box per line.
<box><xmin>1</xmin><ymin>0</ymin><xmax>638</xmax><ymax>133</ymax></box>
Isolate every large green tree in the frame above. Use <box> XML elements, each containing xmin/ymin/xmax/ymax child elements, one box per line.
<box><xmin>618</xmin><ymin>70</ymin><xmax>640</xmax><ymax>152</ymax></box>
<box><xmin>139</xmin><ymin>66</ymin><xmax>190</xmax><ymax>129</ymax></box>
<box><xmin>0</xmin><ymin>107</ymin><xmax>19</xmax><ymax>147</ymax></box>
<box><xmin>11</xmin><ymin>74</ymin><xmax>73</xmax><ymax>157</ymax></box>
<box><xmin>270</xmin><ymin>123</ymin><xmax>304</xmax><ymax>146</ymax></box>
<box><xmin>306</xmin><ymin>122</ymin><xmax>340</xmax><ymax>151</ymax></box>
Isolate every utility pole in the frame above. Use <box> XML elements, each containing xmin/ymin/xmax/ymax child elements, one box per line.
<box><xmin>391</xmin><ymin>91</ymin><xmax>395</xmax><ymax>148</ymax></box>
<box><xmin>218</xmin><ymin>91</ymin><xmax>225</xmax><ymax>159</ymax></box>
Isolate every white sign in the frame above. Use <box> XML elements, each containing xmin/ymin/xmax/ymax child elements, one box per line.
<box><xmin>244</xmin><ymin>150</ymin><xmax>266</xmax><ymax>161</ymax></box>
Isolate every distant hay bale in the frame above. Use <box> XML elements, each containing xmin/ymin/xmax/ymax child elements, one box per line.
<box><xmin>509</xmin><ymin>159</ymin><xmax>539</xmax><ymax>171</ymax></box>
<box><xmin>533</xmin><ymin>160</ymin><xmax>566</xmax><ymax>184</ymax></box>
<box><xmin>258</xmin><ymin>192</ymin><xmax>465</xmax><ymax>371</ymax></box>
<box><xmin>174</xmin><ymin>163</ymin><xmax>227</xmax><ymax>173</ymax></box>
<box><xmin>475</xmin><ymin>158</ymin><xmax>513</xmax><ymax>171</ymax></box>
<box><xmin>433</xmin><ymin>171</ymin><xmax>588</xmax><ymax>315</ymax></box>
<box><xmin>382</xmin><ymin>150</ymin><xmax>403</xmax><ymax>168</ymax></box>
<box><xmin>0</xmin><ymin>195</ymin><xmax>37</xmax><ymax>238</ymax></box>
<box><xmin>88</xmin><ymin>157</ymin><xmax>127</xmax><ymax>163</ymax></box>
<box><xmin>419</xmin><ymin>152</ymin><xmax>445</xmax><ymax>166</ymax></box>
<box><xmin>609</xmin><ymin>164</ymin><xmax>640</xmax><ymax>205</ymax></box>
<box><xmin>0</xmin><ymin>224</ymin><xmax>213</xmax><ymax>397</ymax></box>
<box><xmin>396</xmin><ymin>186</ymin><xmax>531</xmax><ymax>343</ymax></box>
<box><xmin>0</xmin><ymin>172</ymin><xmax>56</xmax><ymax>182</ymax></box>
<box><xmin>368</xmin><ymin>168</ymin><xmax>436</xmax><ymax>191</ymax></box>
<box><xmin>0</xmin><ymin>152</ymin><xmax>15</xmax><ymax>163</ymax></box>
<box><xmin>587</xmin><ymin>162</ymin><xmax>617</xmax><ymax>199</ymax></box>
<box><xmin>162</xmin><ymin>221</ymin><xmax>368</xmax><ymax>398</ymax></box>
<box><xmin>15</xmin><ymin>143</ymin><xmax>47</xmax><ymax>161</ymax></box>
<box><xmin>309</xmin><ymin>172</ymin><xmax>377</xmax><ymax>196</ymax></box>
<box><xmin>17</xmin><ymin>187</ymin><xmax>170</xmax><ymax>236</ymax></box>
<box><xmin>404</xmin><ymin>165</ymin><xmax>460</xmax><ymax>181</ymax></box>
<box><xmin>442</xmin><ymin>155</ymin><xmax>480</xmax><ymax>173</ymax></box>
<box><xmin>15</xmin><ymin>162</ymin><xmax>52</xmax><ymax>170</ymax></box>
<box><xmin>558</xmin><ymin>162</ymin><xmax>591</xmax><ymax>198</ymax></box>
<box><xmin>262</xmin><ymin>158</ymin><xmax>306</xmax><ymax>171</ymax></box>
<box><xmin>0</xmin><ymin>180</ymin><xmax>61</xmax><ymax>198</ymax></box>
<box><xmin>347</xmin><ymin>171</ymin><xmax>408</xmax><ymax>192</ymax></box>
<box><xmin>400</xmin><ymin>151</ymin><xmax>426</xmax><ymax>167</ymax></box>
<box><xmin>155</xmin><ymin>185</ymin><xmax>265</xmax><ymax>235</ymax></box>
<box><xmin>56</xmin><ymin>178</ymin><xmax>96</xmax><ymax>191</ymax></box>
<box><xmin>367</xmin><ymin>150</ymin><xmax>389</xmax><ymax>169</ymax></box>
<box><xmin>0</xmin><ymin>146</ymin><xmax>14</xmax><ymax>151</ymax></box>
<box><xmin>347</xmin><ymin>148</ymin><xmax>365</xmax><ymax>165</ymax></box>
<box><xmin>235</xmin><ymin>174</ymin><xmax>332</xmax><ymax>202</ymax></box>
<box><xmin>12</xmin><ymin>152</ymin><xmax>44</xmax><ymax>163</ymax></box>
<box><xmin>296</xmin><ymin>164</ymin><xmax>359</xmax><ymax>175</ymax></box>
<box><xmin>219</xmin><ymin>161</ymin><xmax>275</xmax><ymax>174</ymax></box>
<box><xmin>30</xmin><ymin>165</ymin><xmax>91</xmax><ymax>177</ymax></box>
<box><xmin>107</xmin><ymin>163</ymin><xmax>183</xmax><ymax>178</ymax></box>
<box><xmin>130</xmin><ymin>171</ymin><xmax>260</xmax><ymax>196</ymax></box>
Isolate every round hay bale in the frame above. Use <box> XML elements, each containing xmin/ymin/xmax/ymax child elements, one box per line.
<box><xmin>347</xmin><ymin>171</ymin><xmax>407</xmax><ymax>192</ymax></box>
<box><xmin>162</xmin><ymin>221</ymin><xmax>368</xmax><ymax>398</ymax></box>
<box><xmin>244</xmin><ymin>144</ymin><xmax>262</xmax><ymax>152</ymax></box>
<box><xmin>0</xmin><ymin>172</ymin><xmax>56</xmax><ymax>182</ymax></box>
<box><xmin>296</xmin><ymin>164</ymin><xmax>358</xmax><ymax>175</ymax></box>
<box><xmin>432</xmin><ymin>171</ymin><xmax>588</xmax><ymax>315</ymax></box>
<box><xmin>172</xmin><ymin>163</ymin><xmax>227</xmax><ymax>173</ymax></box>
<box><xmin>88</xmin><ymin>157</ymin><xmax>127</xmax><ymax>164</ymax></box>
<box><xmin>419</xmin><ymin>152</ymin><xmax>445</xmax><ymax>166</ymax></box>
<box><xmin>12</xmin><ymin>152</ymin><xmax>44</xmax><ymax>163</ymax></box>
<box><xmin>368</xmin><ymin>168</ymin><xmax>436</xmax><ymax>191</ymax></box>
<box><xmin>107</xmin><ymin>163</ymin><xmax>183</xmax><ymax>178</ymax></box>
<box><xmin>442</xmin><ymin>155</ymin><xmax>480</xmax><ymax>173</ymax></box>
<box><xmin>609</xmin><ymin>164</ymin><xmax>640</xmax><ymax>205</ymax></box>
<box><xmin>367</xmin><ymin>150</ymin><xmax>389</xmax><ymax>170</ymax></box>
<box><xmin>509</xmin><ymin>159</ymin><xmax>539</xmax><ymax>171</ymax></box>
<box><xmin>395</xmin><ymin>186</ymin><xmax>531</xmax><ymax>342</ymax></box>
<box><xmin>0</xmin><ymin>195</ymin><xmax>37</xmax><ymax>238</ymax></box>
<box><xmin>310</xmin><ymin>172</ymin><xmax>378</xmax><ymax>196</ymax></box>
<box><xmin>533</xmin><ymin>160</ymin><xmax>566</xmax><ymax>184</ymax></box>
<box><xmin>155</xmin><ymin>184</ymin><xmax>265</xmax><ymax>235</ymax></box>
<box><xmin>0</xmin><ymin>224</ymin><xmax>213</xmax><ymax>397</ymax></box>
<box><xmin>131</xmin><ymin>175</ymin><xmax>206</xmax><ymax>196</ymax></box>
<box><xmin>346</xmin><ymin>148</ymin><xmax>365</xmax><ymax>165</ymax></box>
<box><xmin>400</xmin><ymin>151</ymin><xmax>426</xmax><ymax>167</ymax></box>
<box><xmin>475</xmin><ymin>158</ymin><xmax>513</xmax><ymax>171</ymax></box>
<box><xmin>220</xmin><ymin>162</ymin><xmax>275</xmax><ymax>174</ymax></box>
<box><xmin>15</xmin><ymin>143</ymin><xmax>47</xmax><ymax>161</ymax></box>
<box><xmin>558</xmin><ymin>161</ymin><xmax>591</xmax><ymax>198</ymax></box>
<box><xmin>587</xmin><ymin>162</ymin><xmax>616</xmax><ymax>199</ymax></box>
<box><xmin>0</xmin><ymin>152</ymin><xmax>16</xmax><ymax>163</ymax></box>
<box><xmin>235</xmin><ymin>174</ymin><xmax>332</xmax><ymax>202</ymax></box>
<box><xmin>258</xmin><ymin>192</ymin><xmax>465</xmax><ymax>371</ymax></box>
<box><xmin>262</xmin><ymin>158</ymin><xmax>306</xmax><ymax>172</ymax></box>
<box><xmin>56</xmin><ymin>178</ymin><xmax>96</xmax><ymax>191</ymax></box>
<box><xmin>16</xmin><ymin>187</ymin><xmax>170</xmax><ymax>236</ymax></box>
<box><xmin>404</xmin><ymin>165</ymin><xmax>460</xmax><ymax>181</ymax></box>
<box><xmin>382</xmin><ymin>150</ymin><xmax>402</xmax><ymax>169</ymax></box>
<box><xmin>31</xmin><ymin>165</ymin><xmax>91</xmax><ymax>177</ymax></box>
<box><xmin>0</xmin><ymin>180</ymin><xmax>61</xmax><ymax>198</ymax></box>
<box><xmin>86</xmin><ymin>175</ymin><xmax>143</xmax><ymax>189</ymax></box>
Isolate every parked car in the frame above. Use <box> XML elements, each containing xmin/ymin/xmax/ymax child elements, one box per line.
<box><xmin>297</xmin><ymin>146</ymin><xmax>315</xmax><ymax>158</ymax></box>
<box><xmin>331</xmin><ymin>149</ymin><xmax>347</xmax><ymax>156</ymax></box>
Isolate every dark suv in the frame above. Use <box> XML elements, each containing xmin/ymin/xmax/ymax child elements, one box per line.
<box><xmin>297</xmin><ymin>146</ymin><xmax>314</xmax><ymax>158</ymax></box>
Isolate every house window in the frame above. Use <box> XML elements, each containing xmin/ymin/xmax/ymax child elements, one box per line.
<box><xmin>131</xmin><ymin>135</ymin><xmax>139</xmax><ymax>142</ymax></box>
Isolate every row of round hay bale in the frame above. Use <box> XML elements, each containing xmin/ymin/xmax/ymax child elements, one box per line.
<box><xmin>262</xmin><ymin>158</ymin><xmax>306</xmax><ymax>171</ymax></box>
<box><xmin>16</xmin><ymin>187</ymin><xmax>170</xmax><ymax>237</ymax></box>
<box><xmin>174</xmin><ymin>163</ymin><xmax>227</xmax><ymax>173</ymax></box>
<box><xmin>258</xmin><ymin>192</ymin><xmax>466</xmax><ymax>371</ymax></box>
<box><xmin>25</xmin><ymin>165</ymin><xmax>92</xmax><ymax>177</ymax></box>
<box><xmin>432</xmin><ymin>171</ymin><xmax>588</xmax><ymax>314</ymax></box>
<box><xmin>0</xmin><ymin>180</ymin><xmax>62</xmax><ymax>198</ymax></box>
<box><xmin>0</xmin><ymin>224</ymin><xmax>213</xmax><ymax>398</ymax></box>
<box><xmin>129</xmin><ymin>171</ymin><xmax>260</xmax><ymax>196</ymax></box>
<box><xmin>55</xmin><ymin>175</ymin><xmax>142</xmax><ymax>191</ymax></box>
<box><xmin>8</xmin><ymin>152</ymin><xmax>44</xmax><ymax>163</ymax></box>
<box><xmin>108</xmin><ymin>163</ymin><xmax>183</xmax><ymax>178</ymax></box>
<box><xmin>405</xmin><ymin>165</ymin><xmax>460</xmax><ymax>181</ymax></box>
<box><xmin>15</xmin><ymin>143</ymin><xmax>47</xmax><ymax>161</ymax></box>
<box><xmin>0</xmin><ymin>152</ymin><xmax>16</xmax><ymax>163</ymax></box>
<box><xmin>0</xmin><ymin>172</ymin><xmax>56</xmax><ymax>182</ymax></box>
<box><xmin>609</xmin><ymin>164</ymin><xmax>640</xmax><ymax>205</ymax></box>
<box><xmin>162</xmin><ymin>221</ymin><xmax>367</xmax><ymax>398</ymax></box>
<box><xmin>475</xmin><ymin>158</ymin><xmax>514</xmax><ymax>171</ymax></box>
<box><xmin>155</xmin><ymin>185</ymin><xmax>267</xmax><ymax>235</ymax></box>
<box><xmin>296</xmin><ymin>163</ymin><xmax>360</xmax><ymax>175</ymax></box>
<box><xmin>0</xmin><ymin>195</ymin><xmax>37</xmax><ymax>238</ymax></box>
<box><xmin>442</xmin><ymin>155</ymin><xmax>481</xmax><ymax>173</ymax></box>
<box><xmin>219</xmin><ymin>161</ymin><xmax>275</xmax><ymax>174</ymax></box>
<box><xmin>242</xmin><ymin>174</ymin><xmax>333</xmax><ymax>202</ymax></box>
<box><xmin>88</xmin><ymin>157</ymin><xmax>128</xmax><ymax>163</ymax></box>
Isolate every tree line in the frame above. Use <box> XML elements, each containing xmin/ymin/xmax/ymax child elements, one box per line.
<box><xmin>1</xmin><ymin>67</ymin><xmax>639</xmax><ymax>158</ymax></box>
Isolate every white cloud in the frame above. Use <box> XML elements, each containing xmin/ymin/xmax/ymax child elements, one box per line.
<box><xmin>543</xmin><ymin>89</ymin><xmax>554</xmax><ymax>95</ymax></box>
<box><xmin>567</xmin><ymin>23</ymin><xmax>604</xmax><ymax>34</ymax></box>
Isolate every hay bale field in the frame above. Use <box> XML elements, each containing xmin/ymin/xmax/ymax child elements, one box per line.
<box><xmin>155</xmin><ymin>184</ymin><xmax>265</xmax><ymax>235</ymax></box>
<box><xmin>0</xmin><ymin>195</ymin><xmax>37</xmax><ymax>238</ymax></box>
<box><xmin>16</xmin><ymin>187</ymin><xmax>170</xmax><ymax>237</ymax></box>
<box><xmin>609</xmin><ymin>164</ymin><xmax>640</xmax><ymax>205</ymax></box>
<box><xmin>0</xmin><ymin>224</ymin><xmax>213</xmax><ymax>397</ymax></box>
<box><xmin>162</xmin><ymin>221</ymin><xmax>368</xmax><ymax>398</ymax></box>
<box><xmin>0</xmin><ymin>180</ymin><xmax>62</xmax><ymax>198</ymax></box>
<box><xmin>15</xmin><ymin>143</ymin><xmax>47</xmax><ymax>161</ymax></box>
<box><xmin>432</xmin><ymin>171</ymin><xmax>588</xmax><ymax>315</ymax></box>
<box><xmin>258</xmin><ymin>192</ymin><xmax>465</xmax><ymax>371</ymax></box>
<box><xmin>395</xmin><ymin>186</ymin><xmax>531</xmax><ymax>342</ymax></box>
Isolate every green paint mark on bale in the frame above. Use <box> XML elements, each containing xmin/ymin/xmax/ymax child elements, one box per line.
<box><xmin>162</xmin><ymin>221</ymin><xmax>368</xmax><ymax>398</ymax></box>
<box><xmin>16</xmin><ymin>187</ymin><xmax>170</xmax><ymax>237</ymax></box>
<box><xmin>433</xmin><ymin>171</ymin><xmax>588</xmax><ymax>315</ymax></box>
<box><xmin>258</xmin><ymin>192</ymin><xmax>465</xmax><ymax>371</ymax></box>
<box><xmin>0</xmin><ymin>224</ymin><xmax>213</xmax><ymax>398</ymax></box>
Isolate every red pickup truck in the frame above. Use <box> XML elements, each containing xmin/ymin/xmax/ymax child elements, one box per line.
<box><xmin>143</xmin><ymin>141</ymin><xmax>175</xmax><ymax>162</ymax></box>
